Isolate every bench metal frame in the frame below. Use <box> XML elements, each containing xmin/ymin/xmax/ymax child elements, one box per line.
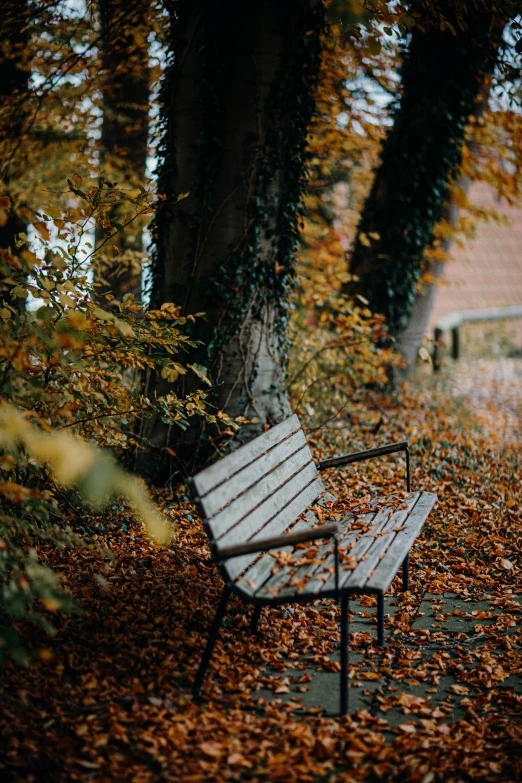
<box><xmin>190</xmin><ymin>420</ymin><xmax>433</xmax><ymax>715</ymax></box>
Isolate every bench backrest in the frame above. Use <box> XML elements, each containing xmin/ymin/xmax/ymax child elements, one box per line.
<box><xmin>191</xmin><ymin>415</ymin><xmax>324</xmax><ymax>580</ymax></box>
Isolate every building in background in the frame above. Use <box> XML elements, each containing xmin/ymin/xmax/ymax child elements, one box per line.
<box><xmin>430</xmin><ymin>182</ymin><xmax>522</xmax><ymax>353</ymax></box>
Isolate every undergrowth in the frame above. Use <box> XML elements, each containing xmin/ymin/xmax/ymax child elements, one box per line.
<box><xmin>0</xmin><ymin>177</ymin><xmax>234</xmax><ymax>663</ymax></box>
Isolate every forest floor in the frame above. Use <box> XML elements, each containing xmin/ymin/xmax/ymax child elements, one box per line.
<box><xmin>0</xmin><ymin>357</ymin><xmax>520</xmax><ymax>783</ymax></box>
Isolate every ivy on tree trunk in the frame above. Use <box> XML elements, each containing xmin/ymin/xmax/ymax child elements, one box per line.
<box><xmin>345</xmin><ymin>4</ymin><xmax>508</xmax><ymax>343</ymax></box>
<box><xmin>143</xmin><ymin>0</ymin><xmax>323</xmax><ymax>474</ymax></box>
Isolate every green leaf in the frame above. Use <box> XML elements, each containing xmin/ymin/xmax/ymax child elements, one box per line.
<box><xmin>188</xmin><ymin>363</ymin><xmax>212</xmax><ymax>387</ymax></box>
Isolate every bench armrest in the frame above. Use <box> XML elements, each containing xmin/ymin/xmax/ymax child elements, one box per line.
<box><xmin>318</xmin><ymin>440</ymin><xmax>411</xmax><ymax>492</ymax></box>
<box><xmin>216</xmin><ymin>521</ymin><xmax>339</xmax><ymax>562</ymax></box>
<box><xmin>318</xmin><ymin>440</ymin><xmax>409</xmax><ymax>470</ymax></box>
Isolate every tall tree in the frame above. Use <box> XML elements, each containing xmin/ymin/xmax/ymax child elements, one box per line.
<box><xmin>344</xmin><ymin>3</ymin><xmax>511</xmax><ymax>356</ymax></box>
<box><xmin>95</xmin><ymin>0</ymin><xmax>151</xmax><ymax>304</ymax></box>
<box><xmin>143</xmin><ymin>0</ymin><xmax>323</xmax><ymax>472</ymax></box>
<box><xmin>398</xmin><ymin>94</ymin><xmax>490</xmax><ymax>368</ymax></box>
<box><xmin>0</xmin><ymin>1</ymin><xmax>31</xmax><ymax>311</ymax></box>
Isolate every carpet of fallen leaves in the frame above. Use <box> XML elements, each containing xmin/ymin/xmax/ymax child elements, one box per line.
<box><xmin>0</xmin><ymin>378</ymin><xmax>521</xmax><ymax>783</ymax></box>
<box><xmin>441</xmin><ymin>357</ymin><xmax>522</xmax><ymax>446</ymax></box>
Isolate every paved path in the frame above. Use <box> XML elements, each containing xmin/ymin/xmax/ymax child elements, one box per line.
<box><xmin>259</xmin><ymin>594</ymin><xmax>521</xmax><ymax>723</ymax></box>
<box><xmin>433</xmin><ymin>357</ymin><xmax>522</xmax><ymax>445</ymax></box>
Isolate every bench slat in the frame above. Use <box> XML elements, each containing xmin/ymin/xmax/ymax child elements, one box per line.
<box><xmin>246</xmin><ymin>492</ymin><xmax>433</xmax><ymax>601</ymax></box>
<box><xmin>257</xmin><ymin>497</ymin><xmax>412</xmax><ymax>600</ymax></box>
<box><xmin>338</xmin><ymin>493</ymin><xmax>421</xmax><ymax>591</ymax></box>
<box><xmin>222</xmin><ymin>474</ymin><xmax>324</xmax><ymax>581</ymax></box>
<box><xmin>261</xmin><ymin>509</ymin><xmax>376</xmax><ymax>599</ymax></box>
<box><xmin>193</xmin><ymin>415</ymin><xmax>301</xmax><ymax>498</ymax></box>
<box><xmin>233</xmin><ymin>493</ymin><xmax>333</xmax><ymax>592</ymax></box>
<box><xmin>318</xmin><ymin>493</ymin><xmax>420</xmax><ymax>595</ymax></box>
<box><xmin>201</xmin><ymin>428</ymin><xmax>311</xmax><ymax>526</ymax></box>
<box><xmin>365</xmin><ymin>491</ymin><xmax>437</xmax><ymax>591</ymax></box>
<box><xmin>211</xmin><ymin>447</ymin><xmax>320</xmax><ymax>544</ymax></box>
<box><xmin>295</xmin><ymin>509</ymin><xmax>378</xmax><ymax>596</ymax></box>
<box><xmin>228</xmin><ymin>521</ymin><xmax>309</xmax><ymax>588</ymax></box>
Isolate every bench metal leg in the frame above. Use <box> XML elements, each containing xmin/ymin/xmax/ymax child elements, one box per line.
<box><xmin>250</xmin><ymin>605</ymin><xmax>262</xmax><ymax>634</ymax></box>
<box><xmin>193</xmin><ymin>586</ymin><xmax>231</xmax><ymax>698</ymax></box>
<box><xmin>402</xmin><ymin>553</ymin><xmax>410</xmax><ymax>591</ymax></box>
<box><xmin>377</xmin><ymin>593</ymin><xmax>385</xmax><ymax>647</ymax></box>
<box><xmin>340</xmin><ymin>595</ymin><xmax>350</xmax><ymax>716</ymax></box>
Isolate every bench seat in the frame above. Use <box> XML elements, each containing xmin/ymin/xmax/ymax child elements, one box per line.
<box><xmin>235</xmin><ymin>490</ymin><xmax>436</xmax><ymax>602</ymax></box>
<box><xmin>190</xmin><ymin>414</ymin><xmax>436</xmax><ymax>714</ymax></box>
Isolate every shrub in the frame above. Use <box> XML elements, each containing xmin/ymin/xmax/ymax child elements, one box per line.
<box><xmin>0</xmin><ymin>177</ymin><xmax>227</xmax><ymax>663</ymax></box>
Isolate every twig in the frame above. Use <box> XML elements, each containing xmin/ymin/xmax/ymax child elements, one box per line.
<box><xmin>58</xmin><ymin>407</ymin><xmax>145</xmax><ymax>430</ymax></box>
<box><xmin>304</xmin><ymin>398</ymin><xmax>352</xmax><ymax>435</ymax></box>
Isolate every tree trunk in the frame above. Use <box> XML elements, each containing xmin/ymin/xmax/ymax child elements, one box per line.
<box><xmin>141</xmin><ymin>0</ymin><xmax>323</xmax><ymax>476</ymax></box>
<box><xmin>344</xmin><ymin>5</ymin><xmax>507</xmax><ymax>341</ymax></box>
<box><xmin>0</xmin><ymin>1</ymin><xmax>30</xmax><ymax>312</ymax></box>
<box><xmin>398</xmin><ymin>83</ymin><xmax>494</xmax><ymax>373</ymax></box>
<box><xmin>398</xmin><ymin>199</ymin><xmax>459</xmax><ymax>369</ymax></box>
<box><xmin>95</xmin><ymin>0</ymin><xmax>150</xmax><ymax>304</ymax></box>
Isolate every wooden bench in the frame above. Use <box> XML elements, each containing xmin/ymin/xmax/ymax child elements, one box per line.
<box><xmin>190</xmin><ymin>414</ymin><xmax>436</xmax><ymax>714</ymax></box>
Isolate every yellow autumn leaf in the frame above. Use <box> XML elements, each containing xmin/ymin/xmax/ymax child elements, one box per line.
<box><xmin>161</xmin><ymin>366</ymin><xmax>179</xmax><ymax>382</ymax></box>
<box><xmin>59</xmin><ymin>293</ymin><xmax>75</xmax><ymax>308</ymax></box>
<box><xmin>368</xmin><ymin>37</ymin><xmax>382</xmax><ymax>56</ymax></box>
<box><xmin>65</xmin><ymin>310</ymin><xmax>90</xmax><ymax>330</ymax></box>
<box><xmin>44</xmin><ymin>205</ymin><xmax>61</xmax><ymax>219</ymax></box>
<box><xmin>21</xmin><ymin>250</ymin><xmax>38</xmax><ymax>267</ymax></box>
<box><xmin>40</xmin><ymin>277</ymin><xmax>55</xmax><ymax>291</ymax></box>
<box><xmin>418</xmin><ymin>346</ymin><xmax>432</xmax><ymax>364</ymax></box>
<box><xmin>34</xmin><ymin>222</ymin><xmax>51</xmax><ymax>241</ymax></box>
<box><xmin>89</xmin><ymin>304</ymin><xmax>135</xmax><ymax>338</ymax></box>
<box><xmin>0</xmin><ymin>403</ymin><xmax>173</xmax><ymax>546</ymax></box>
